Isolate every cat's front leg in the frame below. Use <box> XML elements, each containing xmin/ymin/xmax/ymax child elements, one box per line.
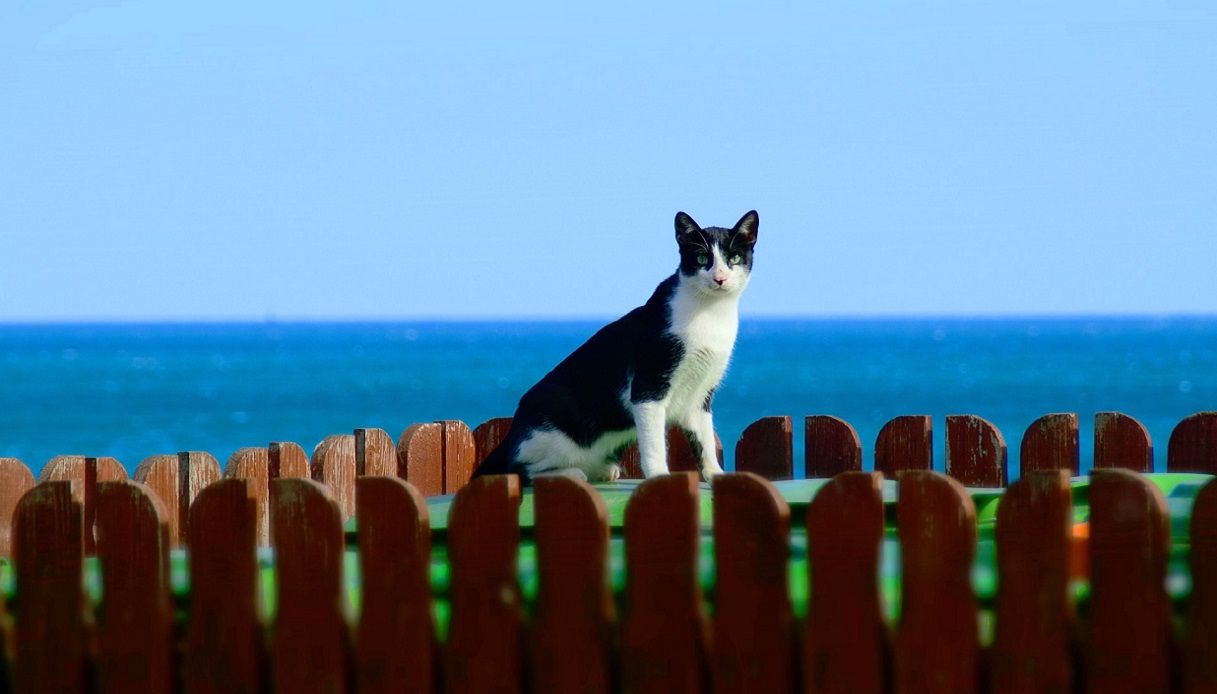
<box><xmin>632</xmin><ymin>400</ymin><xmax>670</xmax><ymax>478</ymax></box>
<box><xmin>683</xmin><ymin>408</ymin><xmax>725</xmax><ymax>480</ymax></box>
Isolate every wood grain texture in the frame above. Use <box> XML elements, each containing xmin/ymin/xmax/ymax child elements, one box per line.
<box><xmin>895</xmin><ymin>471</ymin><xmax>978</xmax><ymax>694</ymax></box>
<box><xmin>13</xmin><ymin>481</ymin><xmax>87</xmax><ymax>694</ymax></box>
<box><xmin>621</xmin><ymin>472</ymin><xmax>707</xmax><ymax>694</ymax></box>
<box><xmin>804</xmin><ymin>472</ymin><xmax>886</xmax><ymax>694</ymax></box>
<box><xmin>532</xmin><ymin>476</ymin><xmax>613</xmax><ymax>694</ymax></box>
<box><xmin>39</xmin><ymin>455</ymin><xmax>126</xmax><ymax>554</ymax></box>
<box><xmin>354</xmin><ymin>476</ymin><xmax>434</xmax><ymax>694</ymax></box>
<box><xmin>133</xmin><ymin>451</ymin><xmax>221</xmax><ymax>548</ymax></box>
<box><xmin>1167</xmin><ymin>411</ymin><xmax>1217</xmax><ymax>474</ymax></box>
<box><xmin>712</xmin><ymin>472</ymin><xmax>793</xmax><ymax>692</ymax></box>
<box><xmin>0</xmin><ymin>457</ymin><xmax>35</xmax><ymax>557</ymax></box>
<box><xmin>804</xmin><ymin>415</ymin><xmax>862</xmax><ymax>478</ymax></box>
<box><xmin>875</xmin><ymin>416</ymin><xmax>932</xmax><ymax>478</ymax></box>
<box><xmin>945</xmin><ymin>414</ymin><xmax>1008</xmax><ymax>487</ymax></box>
<box><xmin>268</xmin><ymin>441</ymin><xmax>309</xmax><ymax>479</ymax></box>
<box><xmin>439</xmin><ymin>419</ymin><xmax>477</xmax><ymax>494</ymax></box>
<box><xmin>271</xmin><ymin>478</ymin><xmax>350</xmax><ymax>694</ymax></box>
<box><xmin>734</xmin><ymin>416</ymin><xmax>794</xmax><ymax>481</ymax></box>
<box><xmin>1186</xmin><ymin>478</ymin><xmax>1217</xmax><ymax>692</ymax></box>
<box><xmin>472</xmin><ymin>416</ymin><xmax>514</xmax><ymax>466</ymax></box>
<box><xmin>312</xmin><ymin>434</ymin><xmax>357</xmax><ymax>522</ymax></box>
<box><xmin>225</xmin><ymin>447</ymin><xmax>272</xmax><ymax>546</ymax></box>
<box><xmin>445</xmin><ymin>474</ymin><xmax>523</xmax><ymax>694</ymax></box>
<box><xmin>94</xmin><ymin>480</ymin><xmax>173</xmax><ymax>694</ymax></box>
<box><xmin>1019</xmin><ymin>413</ymin><xmax>1079</xmax><ymax>477</ymax></box>
<box><xmin>1086</xmin><ymin>469</ymin><xmax>1171</xmax><ymax>693</ymax></box>
<box><xmin>183</xmin><ymin>478</ymin><xmax>264</xmax><ymax>694</ymax></box>
<box><xmin>1093</xmin><ymin>412</ymin><xmax>1153</xmax><ymax>473</ymax></box>
<box><xmin>991</xmin><ymin>470</ymin><xmax>1074</xmax><ymax>694</ymax></box>
<box><xmin>397</xmin><ymin>423</ymin><xmax>444</xmax><ymax>497</ymax></box>
<box><xmin>353</xmin><ymin>428</ymin><xmax>396</xmax><ymax>477</ymax></box>
<box><xmin>618</xmin><ymin>427</ymin><xmax>722</xmax><ymax>479</ymax></box>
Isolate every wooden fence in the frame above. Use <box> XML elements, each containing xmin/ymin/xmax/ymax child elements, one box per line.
<box><xmin>0</xmin><ymin>411</ymin><xmax>1215</xmax><ymax>691</ymax></box>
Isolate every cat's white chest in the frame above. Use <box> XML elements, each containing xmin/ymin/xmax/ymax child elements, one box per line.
<box><xmin>665</xmin><ymin>286</ymin><xmax>739</xmax><ymax>414</ymax></box>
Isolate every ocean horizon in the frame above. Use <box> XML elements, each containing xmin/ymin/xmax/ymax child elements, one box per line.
<box><xmin>2</xmin><ymin>316</ymin><xmax>1214</xmax><ymax>480</ymax></box>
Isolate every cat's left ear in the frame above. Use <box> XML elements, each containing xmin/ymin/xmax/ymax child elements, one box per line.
<box><xmin>675</xmin><ymin>211</ymin><xmax>703</xmax><ymax>243</ymax></box>
<box><xmin>732</xmin><ymin>210</ymin><xmax>759</xmax><ymax>247</ymax></box>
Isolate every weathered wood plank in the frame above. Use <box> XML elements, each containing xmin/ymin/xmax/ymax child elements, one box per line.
<box><xmin>133</xmin><ymin>451</ymin><xmax>221</xmax><ymax>548</ymax></box>
<box><xmin>472</xmin><ymin>416</ymin><xmax>514</xmax><ymax>466</ymax></box>
<box><xmin>312</xmin><ymin>433</ymin><xmax>357</xmax><ymax>521</ymax></box>
<box><xmin>875</xmin><ymin>416</ymin><xmax>932</xmax><ymax>477</ymax></box>
<box><xmin>804</xmin><ymin>415</ymin><xmax>862</xmax><ymax>478</ymax></box>
<box><xmin>397</xmin><ymin>423</ymin><xmax>444</xmax><ymax>497</ymax></box>
<box><xmin>945</xmin><ymin>414</ymin><xmax>1007</xmax><ymax>487</ymax></box>
<box><xmin>39</xmin><ymin>455</ymin><xmax>126</xmax><ymax>554</ymax></box>
<box><xmin>735</xmin><ymin>416</ymin><xmax>794</xmax><ymax>481</ymax></box>
<box><xmin>354</xmin><ymin>428</ymin><xmax>396</xmax><ymax>477</ymax></box>
<box><xmin>1093</xmin><ymin>412</ymin><xmax>1153</xmax><ymax>473</ymax></box>
<box><xmin>1167</xmin><ymin>411</ymin><xmax>1217</xmax><ymax>474</ymax></box>
<box><xmin>440</xmin><ymin>419</ymin><xmax>477</xmax><ymax>494</ymax></box>
<box><xmin>0</xmin><ymin>457</ymin><xmax>35</xmax><ymax>557</ymax></box>
<box><xmin>1019</xmin><ymin>413</ymin><xmax>1079</xmax><ymax>477</ymax></box>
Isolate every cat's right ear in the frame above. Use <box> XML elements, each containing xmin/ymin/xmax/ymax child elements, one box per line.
<box><xmin>675</xmin><ymin>211</ymin><xmax>702</xmax><ymax>243</ymax></box>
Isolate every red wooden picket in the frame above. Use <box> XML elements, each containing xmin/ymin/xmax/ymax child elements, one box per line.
<box><xmin>946</xmin><ymin>415</ymin><xmax>1007</xmax><ymax>487</ymax></box>
<box><xmin>735</xmin><ymin>416</ymin><xmax>793</xmax><ymax>480</ymax></box>
<box><xmin>312</xmin><ymin>433</ymin><xmax>357</xmax><ymax>521</ymax></box>
<box><xmin>353</xmin><ymin>428</ymin><xmax>396</xmax><ymax>477</ymax></box>
<box><xmin>712</xmin><ymin>472</ymin><xmax>793</xmax><ymax>691</ymax></box>
<box><xmin>1186</xmin><ymin>478</ymin><xmax>1217</xmax><ymax>691</ymax></box>
<box><xmin>133</xmin><ymin>450</ymin><xmax>221</xmax><ymax>548</ymax></box>
<box><xmin>271</xmin><ymin>478</ymin><xmax>350</xmax><ymax>694</ymax></box>
<box><xmin>1086</xmin><ymin>469</ymin><xmax>1171</xmax><ymax>692</ymax></box>
<box><xmin>12</xmin><ymin>481</ymin><xmax>87</xmax><ymax>694</ymax></box>
<box><xmin>445</xmin><ymin>474</ymin><xmax>524</xmax><ymax>694</ymax></box>
<box><xmin>990</xmin><ymin>469</ymin><xmax>1074</xmax><ymax>694</ymax></box>
<box><xmin>397</xmin><ymin>422</ymin><xmax>445</xmax><ymax>496</ymax></box>
<box><xmin>621</xmin><ymin>472</ymin><xmax>707</xmax><ymax>693</ymax></box>
<box><xmin>1019</xmin><ymin>413</ymin><xmax>1079</xmax><ymax>477</ymax></box>
<box><xmin>472</xmin><ymin>416</ymin><xmax>514</xmax><ymax>465</ymax></box>
<box><xmin>619</xmin><ymin>427</ymin><xmax>720</xmax><ymax>479</ymax></box>
<box><xmin>1093</xmin><ymin>412</ymin><xmax>1153</xmax><ymax>473</ymax></box>
<box><xmin>532</xmin><ymin>476</ymin><xmax>613</xmax><ymax>694</ymax></box>
<box><xmin>804</xmin><ymin>415</ymin><xmax>862</xmax><ymax>478</ymax></box>
<box><xmin>875</xmin><ymin>415</ymin><xmax>932</xmax><ymax>477</ymax></box>
<box><xmin>39</xmin><ymin>455</ymin><xmax>126</xmax><ymax>554</ymax></box>
<box><xmin>94</xmin><ymin>480</ymin><xmax>173</xmax><ymax>694</ymax></box>
<box><xmin>440</xmin><ymin>419</ymin><xmax>478</xmax><ymax>493</ymax></box>
<box><xmin>354</xmin><ymin>476</ymin><xmax>434</xmax><ymax>694</ymax></box>
<box><xmin>804</xmin><ymin>472</ymin><xmax>886</xmax><ymax>694</ymax></box>
<box><xmin>1167</xmin><ymin>411</ymin><xmax>1217</xmax><ymax>474</ymax></box>
<box><xmin>224</xmin><ymin>444</ymin><xmax>307</xmax><ymax>546</ymax></box>
<box><xmin>0</xmin><ymin>457</ymin><xmax>35</xmax><ymax>556</ymax></box>
<box><xmin>895</xmin><ymin>471</ymin><xmax>978</xmax><ymax>693</ymax></box>
<box><xmin>182</xmin><ymin>478</ymin><xmax>264</xmax><ymax>694</ymax></box>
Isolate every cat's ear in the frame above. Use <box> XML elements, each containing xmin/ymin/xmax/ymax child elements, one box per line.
<box><xmin>732</xmin><ymin>210</ymin><xmax>759</xmax><ymax>247</ymax></box>
<box><xmin>674</xmin><ymin>211</ymin><xmax>702</xmax><ymax>243</ymax></box>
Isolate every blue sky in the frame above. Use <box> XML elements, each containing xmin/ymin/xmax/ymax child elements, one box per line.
<box><xmin>2</xmin><ymin>2</ymin><xmax>1214</xmax><ymax>320</ymax></box>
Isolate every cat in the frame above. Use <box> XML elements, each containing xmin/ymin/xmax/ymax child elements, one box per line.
<box><xmin>472</xmin><ymin>210</ymin><xmax>758</xmax><ymax>484</ymax></box>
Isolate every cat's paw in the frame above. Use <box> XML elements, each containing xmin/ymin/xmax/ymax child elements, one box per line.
<box><xmin>586</xmin><ymin>462</ymin><xmax>622</xmax><ymax>483</ymax></box>
<box><xmin>534</xmin><ymin>467</ymin><xmax>589</xmax><ymax>483</ymax></box>
<box><xmin>699</xmin><ymin>463</ymin><xmax>725</xmax><ymax>482</ymax></box>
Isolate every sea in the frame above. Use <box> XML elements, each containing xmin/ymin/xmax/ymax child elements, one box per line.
<box><xmin>2</xmin><ymin>318</ymin><xmax>1215</xmax><ymax>480</ymax></box>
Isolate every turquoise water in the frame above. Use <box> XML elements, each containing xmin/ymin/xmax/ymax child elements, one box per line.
<box><xmin>2</xmin><ymin>318</ymin><xmax>1214</xmax><ymax>478</ymax></box>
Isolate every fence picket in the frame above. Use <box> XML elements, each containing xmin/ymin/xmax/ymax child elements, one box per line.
<box><xmin>445</xmin><ymin>474</ymin><xmax>524</xmax><ymax>694</ymax></box>
<box><xmin>1086</xmin><ymin>469</ymin><xmax>1171</xmax><ymax>692</ymax></box>
<box><xmin>991</xmin><ymin>469</ymin><xmax>1074</xmax><ymax>693</ymax></box>
<box><xmin>0</xmin><ymin>457</ymin><xmax>35</xmax><ymax>556</ymax></box>
<box><xmin>183</xmin><ymin>478</ymin><xmax>263</xmax><ymax>694</ymax></box>
<box><xmin>133</xmin><ymin>451</ymin><xmax>221</xmax><ymax>548</ymax></box>
<box><xmin>875</xmin><ymin>416</ymin><xmax>932</xmax><ymax>477</ymax></box>
<box><xmin>946</xmin><ymin>415</ymin><xmax>1007</xmax><ymax>487</ymax></box>
<box><xmin>1168</xmin><ymin>411</ymin><xmax>1217</xmax><ymax>474</ymax></box>
<box><xmin>13</xmin><ymin>481</ymin><xmax>87</xmax><ymax>694</ymax></box>
<box><xmin>440</xmin><ymin>419</ymin><xmax>477</xmax><ymax>493</ymax></box>
<box><xmin>1186</xmin><ymin>478</ymin><xmax>1217</xmax><ymax>691</ymax></box>
<box><xmin>804</xmin><ymin>415</ymin><xmax>862</xmax><ymax>478</ymax></box>
<box><xmin>532</xmin><ymin>476</ymin><xmax>613</xmax><ymax>694</ymax></box>
<box><xmin>712</xmin><ymin>472</ymin><xmax>793</xmax><ymax>692</ymax></box>
<box><xmin>271</xmin><ymin>478</ymin><xmax>350</xmax><ymax>693</ymax></box>
<box><xmin>1094</xmin><ymin>412</ymin><xmax>1153</xmax><ymax>473</ymax></box>
<box><xmin>804</xmin><ymin>472</ymin><xmax>886</xmax><ymax>694</ymax></box>
<box><xmin>1019</xmin><ymin>413</ymin><xmax>1079</xmax><ymax>477</ymax></box>
<box><xmin>353</xmin><ymin>428</ymin><xmax>396</xmax><ymax>477</ymax></box>
<box><xmin>472</xmin><ymin>416</ymin><xmax>514</xmax><ymax>466</ymax></box>
<box><xmin>895</xmin><ymin>471</ymin><xmax>978</xmax><ymax>693</ymax></box>
<box><xmin>621</xmin><ymin>472</ymin><xmax>707</xmax><ymax>693</ymax></box>
<box><xmin>94</xmin><ymin>480</ymin><xmax>173</xmax><ymax>694</ymax></box>
<box><xmin>735</xmin><ymin>416</ymin><xmax>794</xmax><ymax>480</ymax></box>
<box><xmin>354</xmin><ymin>476</ymin><xmax>434</xmax><ymax>694</ymax></box>
<box><xmin>397</xmin><ymin>423</ymin><xmax>444</xmax><ymax>496</ymax></box>
<box><xmin>312</xmin><ymin>434</ymin><xmax>357</xmax><ymax>521</ymax></box>
<box><xmin>39</xmin><ymin>455</ymin><xmax>126</xmax><ymax>554</ymax></box>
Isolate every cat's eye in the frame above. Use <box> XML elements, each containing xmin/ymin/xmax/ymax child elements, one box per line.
<box><xmin>696</xmin><ymin>253</ymin><xmax>709</xmax><ymax>265</ymax></box>
<box><xmin>729</xmin><ymin>254</ymin><xmax>742</xmax><ymax>264</ymax></box>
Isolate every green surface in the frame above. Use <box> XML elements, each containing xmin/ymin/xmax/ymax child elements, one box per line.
<box><xmin>1</xmin><ymin>473</ymin><xmax>1210</xmax><ymax>644</ymax></box>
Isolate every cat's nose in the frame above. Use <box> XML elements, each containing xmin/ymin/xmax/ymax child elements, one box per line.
<box><xmin>714</xmin><ymin>276</ymin><xmax>727</xmax><ymax>286</ymax></box>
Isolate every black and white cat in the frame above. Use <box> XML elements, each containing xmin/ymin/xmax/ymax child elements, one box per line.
<box><xmin>473</xmin><ymin>210</ymin><xmax>758</xmax><ymax>483</ymax></box>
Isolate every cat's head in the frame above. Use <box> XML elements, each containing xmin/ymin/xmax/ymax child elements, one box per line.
<box><xmin>674</xmin><ymin>210</ymin><xmax>758</xmax><ymax>297</ymax></box>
